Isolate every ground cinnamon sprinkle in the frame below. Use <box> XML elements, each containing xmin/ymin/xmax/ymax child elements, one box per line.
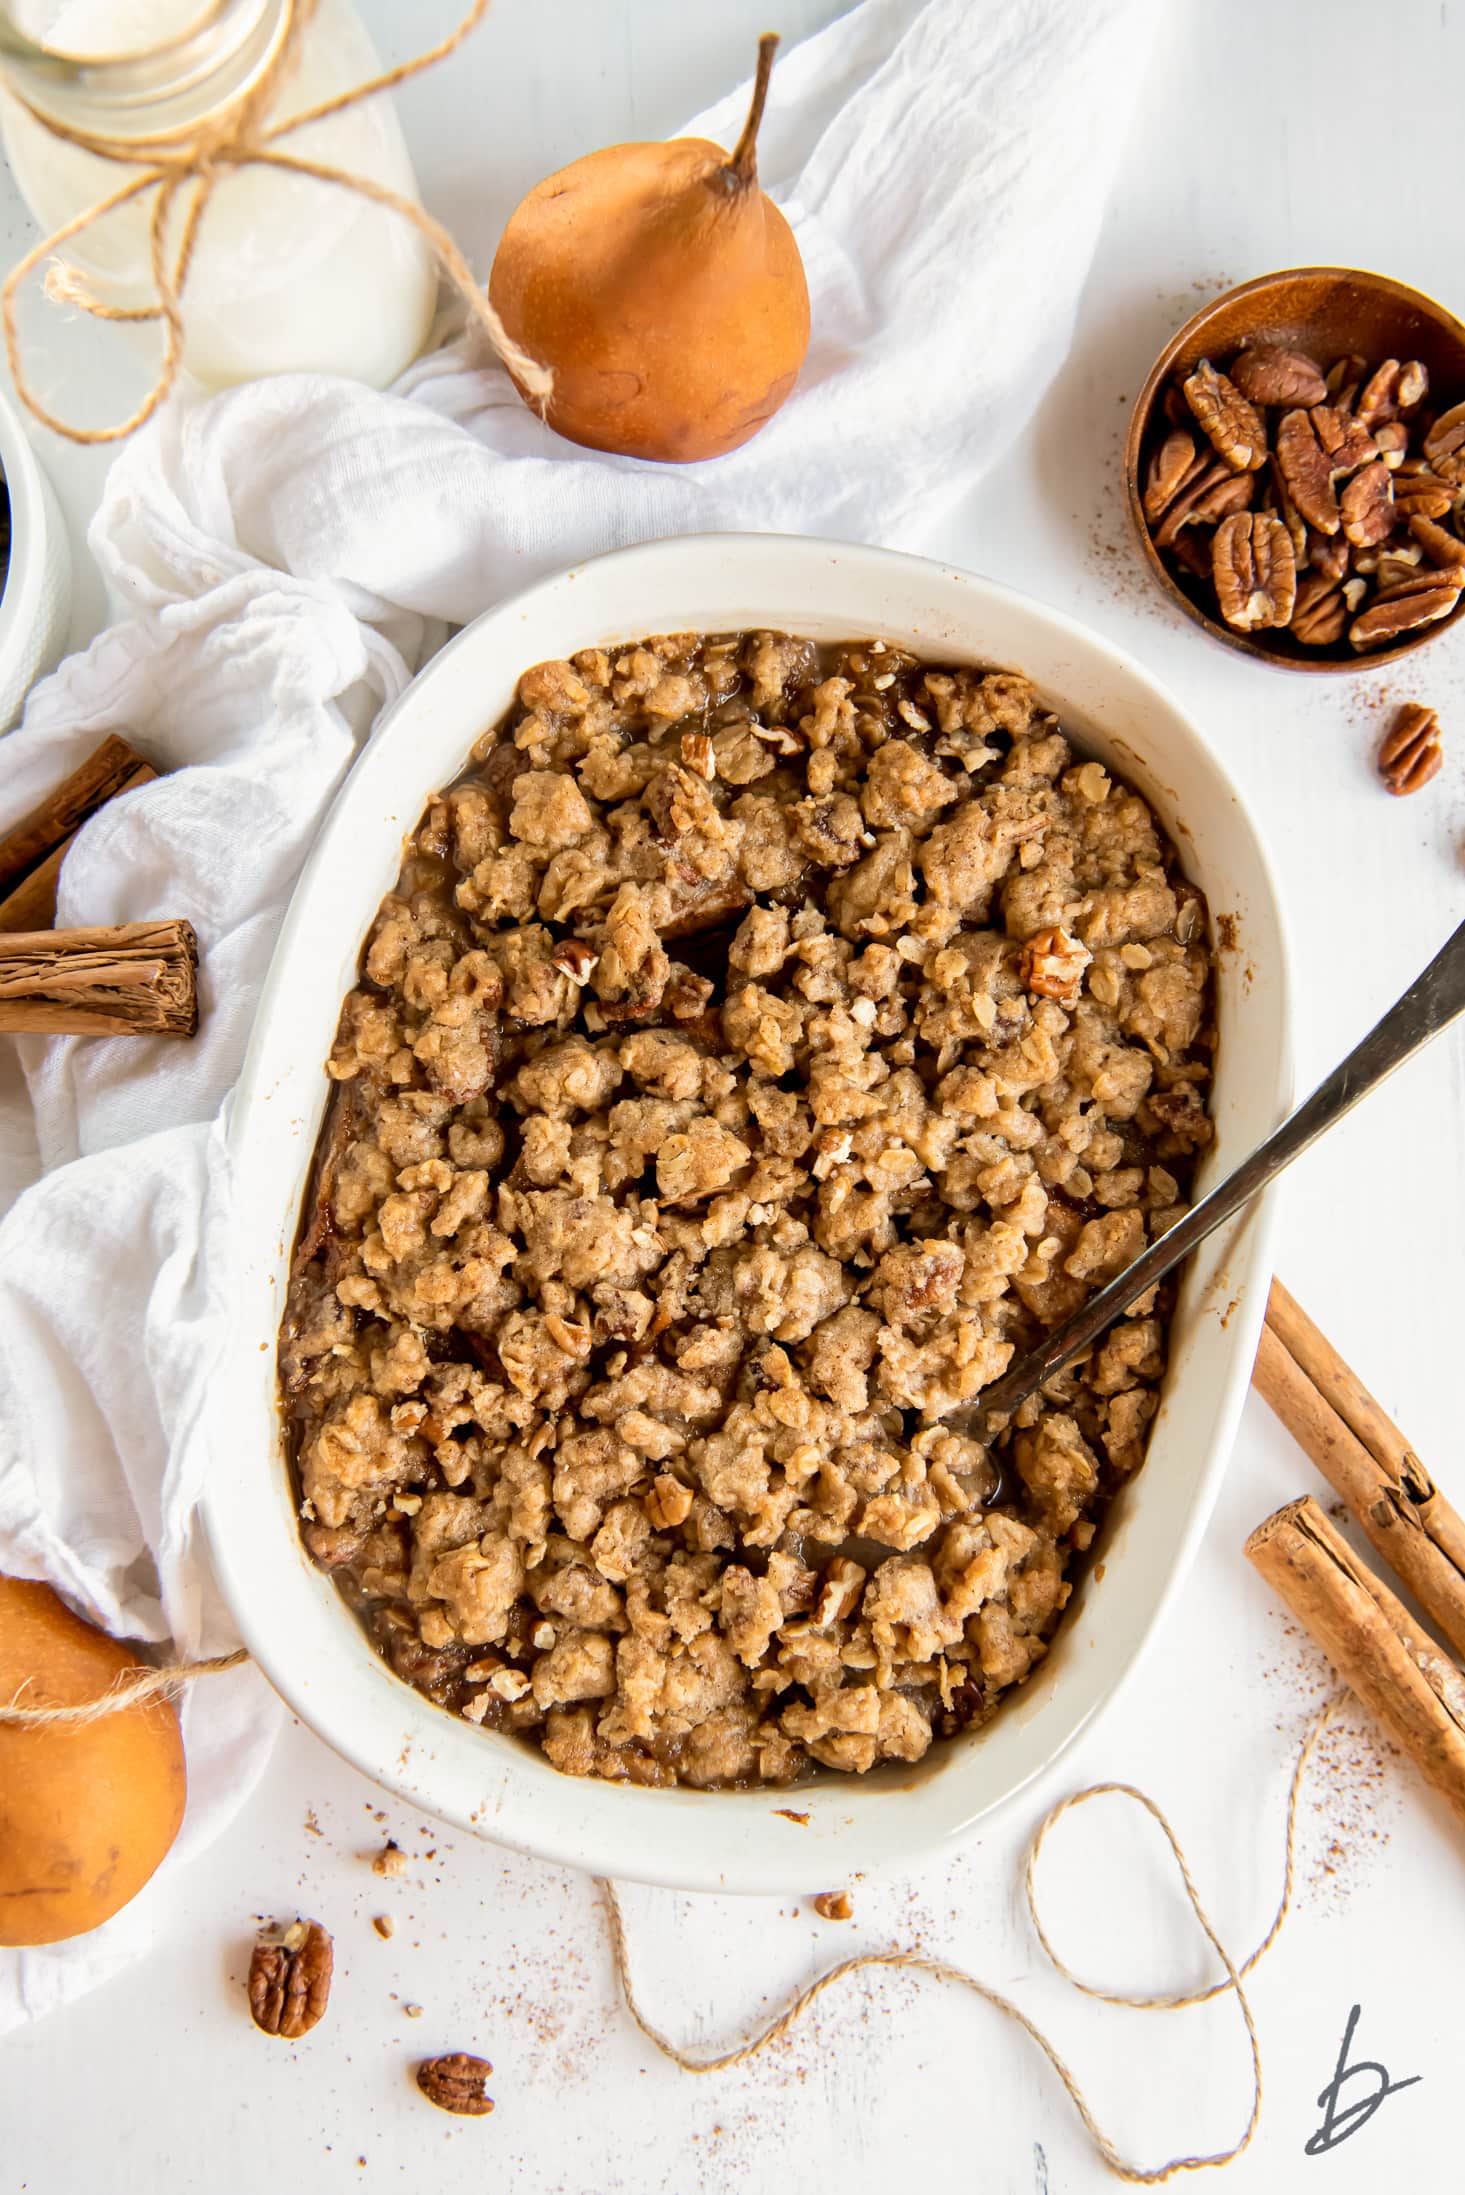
<box><xmin>1259</xmin><ymin>1629</ymin><xmax>1397</xmax><ymax>1904</ymax></box>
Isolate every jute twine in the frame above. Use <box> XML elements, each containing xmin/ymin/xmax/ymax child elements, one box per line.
<box><xmin>2</xmin><ymin>0</ymin><xmax>550</xmax><ymax>445</ymax></box>
<box><xmin>0</xmin><ymin>1644</ymin><xmax>248</xmax><ymax>1724</ymax></box>
<box><xmin>600</xmin><ymin>1693</ymin><xmax>1342</xmax><ymax>2183</ymax></box>
<box><xmin>3</xmin><ymin>1644</ymin><xmax>1343</xmax><ymax>2184</ymax></box>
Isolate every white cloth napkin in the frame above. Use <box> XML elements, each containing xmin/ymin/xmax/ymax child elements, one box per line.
<box><xmin>0</xmin><ymin>0</ymin><xmax>1155</xmax><ymax>2029</ymax></box>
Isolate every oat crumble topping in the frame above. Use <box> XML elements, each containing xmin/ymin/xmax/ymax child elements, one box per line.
<box><xmin>279</xmin><ymin>632</ymin><xmax>1215</xmax><ymax>1789</ymax></box>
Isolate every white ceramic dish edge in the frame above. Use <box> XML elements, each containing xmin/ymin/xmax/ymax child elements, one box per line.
<box><xmin>0</xmin><ymin>379</ymin><xmax>71</xmax><ymax>735</ymax></box>
<box><xmin>207</xmin><ymin>534</ymin><xmax>1293</xmax><ymax>1894</ymax></box>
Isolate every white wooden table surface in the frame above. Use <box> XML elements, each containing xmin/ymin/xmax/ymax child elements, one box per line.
<box><xmin>4</xmin><ymin>3</ymin><xmax>1465</xmax><ymax>2190</ymax></box>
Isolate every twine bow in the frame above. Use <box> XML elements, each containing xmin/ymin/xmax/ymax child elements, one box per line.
<box><xmin>1</xmin><ymin>0</ymin><xmax>550</xmax><ymax>445</ymax></box>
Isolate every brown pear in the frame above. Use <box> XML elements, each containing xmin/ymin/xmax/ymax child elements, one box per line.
<box><xmin>0</xmin><ymin>1576</ymin><xmax>186</xmax><ymax>1945</ymax></box>
<box><xmin>489</xmin><ymin>35</ymin><xmax>811</xmax><ymax>464</ymax></box>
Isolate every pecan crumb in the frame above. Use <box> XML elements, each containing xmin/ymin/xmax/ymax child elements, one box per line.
<box><xmin>680</xmin><ymin>729</ymin><xmax>717</xmax><ymax>780</ymax></box>
<box><xmin>813</xmin><ymin>1890</ymin><xmax>853</xmax><ymax>1921</ymax></box>
<box><xmin>372</xmin><ymin>1914</ymin><xmax>395</xmax><ymax>1940</ymax></box>
<box><xmin>247</xmin><ymin>1918</ymin><xmax>334</xmax><ymax>2039</ymax></box>
<box><xmin>416</xmin><ymin>2053</ymin><xmax>495</xmax><ymax>2117</ymax></box>
<box><xmin>371</xmin><ymin>1839</ymin><xmax>409</xmax><ymax>1879</ymax></box>
<box><xmin>1377</xmin><ymin>703</ymin><xmax>1443</xmax><ymax>796</ymax></box>
<box><xmin>1019</xmin><ymin>924</ymin><xmax>1091</xmax><ymax>1005</ymax></box>
<box><xmin>551</xmin><ymin>938</ymin><xmax>599</xmax><ymax>986</ymax></box>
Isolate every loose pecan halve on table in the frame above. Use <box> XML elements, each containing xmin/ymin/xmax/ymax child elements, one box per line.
<box><xmin>1377</xmin><ymin>703</ymin><xmax>1444</xmax><ymax>795</ymax></box>
<box><xmin>247</xmin><ymin>1918</ymin><xmax>334</xmax><ymax>2039</ymax></box>
<box><xmin>416</xmin><ymin>2053</ymin><xmax>495</xmax><ymax>2116</ymax></box>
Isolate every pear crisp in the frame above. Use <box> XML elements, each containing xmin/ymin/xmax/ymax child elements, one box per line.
<box><xmin>279</xmin><ymin>632</ymin><xmax>1215</xmax><ymax>1789</ymax></box>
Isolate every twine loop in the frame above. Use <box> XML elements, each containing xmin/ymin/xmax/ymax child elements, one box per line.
<box><xmin>601</xmin><ymin>1692</ymin><xmax>1345</xmax><ymax>2185</ymax></box>
<box><xmin>2</xmin><ymin>0</ymin><xmax>550</xmax><ymax>444</ymax></box>
<box><xmin>3</xmin><ymin>1632</ymin><xmax>1344</xmax><ymax>2183</ymax></box>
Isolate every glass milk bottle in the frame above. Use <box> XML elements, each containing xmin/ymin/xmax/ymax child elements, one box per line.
<box><xmin>0</xmin><ymin>0</ymin><xmax>438</xmax><ymax>389</ymax></box>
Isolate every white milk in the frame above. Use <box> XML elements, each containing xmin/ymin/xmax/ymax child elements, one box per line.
<box><xmin>1</xmin><ymin>0</ymin><xmax>438</xmax><ymax>388</ymax></box>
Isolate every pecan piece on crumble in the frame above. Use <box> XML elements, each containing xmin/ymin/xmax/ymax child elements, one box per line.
<box><xmin>1211</xmin><ymin>512</ymin><xmax>1297</xmax><ymax>631</ymax></box>
<box><xmin>551</xmin><ymin>938</ymin><xmax>599</xmax><ymax>987</ymax></box>
<box><xmin>1019</xmin><ymin>925</ymin><xmax>1091</xmax><ymax>1005</ymax></box>
<box><xmin>247</xmin><ymin>1919</ymin><xmax>333</xmax><ymax>2039</ymax></box>
<box><xmin>1377</xmin><ymin>703</ymin><xmax>1444</xmax><ymax>795</ymax></box>
<box><xmin>1182</xmin><ymin>359</ymin><xmax>1268</xmax><ymax>472</ymax></box>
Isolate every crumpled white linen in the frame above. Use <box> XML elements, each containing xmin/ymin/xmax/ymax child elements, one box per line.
<box><xmin>0</xmin><ymin>0</ymin><xmax>1154</xmax><ymax>2028</ymax></box>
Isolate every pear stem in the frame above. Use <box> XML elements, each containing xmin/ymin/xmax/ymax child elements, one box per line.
<box><xmin>730</xmin><ymin>33</ymin><xmax>779</xmax><ymax>187</ymax></box>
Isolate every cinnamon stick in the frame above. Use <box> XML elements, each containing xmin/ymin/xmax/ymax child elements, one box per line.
<box><xmin>1268</xmin><ymin>1278</ymin><xmax>1465</xmax><ymax>1580</ymax></box>
<box><xmin>0</xmin><ymin>923</ymin><xmax>198</xmax><ymax>1038</ymax></box>
<box><xmin>1247</xmin><ymin>1495</ymin><xmax>1465</xmax><ymax>1834</ymax></box>
<box><xmin>1254</xmin><ymin>1284</ymin><xmax>1465</xmax><ymax>1658</ymax></box>
<box><xmin>0</xmin><ymin>736</ymin><xmax>155</xmax><ymax>933</ymax></box>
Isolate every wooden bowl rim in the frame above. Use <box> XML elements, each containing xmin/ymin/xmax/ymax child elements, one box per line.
<box><xmin>1123</xmin><ymin>264</ymin><xmax>1465</xmax><ymax>675</ymax></box>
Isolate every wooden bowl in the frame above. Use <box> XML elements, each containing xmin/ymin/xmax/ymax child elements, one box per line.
<box><xmin>1124</xmin><ymin>267</ymin><xmax>1465</xmax><ymax>672</ymax></box>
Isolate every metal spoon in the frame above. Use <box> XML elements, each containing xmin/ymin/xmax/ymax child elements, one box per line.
<box><xmin>970</xmin><ymin>912</ymin><xmax>1465</xmax><ymax>1439</ymax></box>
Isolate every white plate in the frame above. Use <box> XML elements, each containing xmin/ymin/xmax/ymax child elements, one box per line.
<box><xmin>206</xmin><ymin>534</ymin><xmax>1292</xmax><ymax>1894</ymax></box>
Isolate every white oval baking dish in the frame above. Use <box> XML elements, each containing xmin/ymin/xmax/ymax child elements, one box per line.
<box><xmin>207</xmin><ymin>534</ymin><xmax>1292</xmax><ymax>1893</ymax></box>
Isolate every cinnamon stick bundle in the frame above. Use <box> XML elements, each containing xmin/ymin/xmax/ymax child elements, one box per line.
<box><xmin>0</xmin><ymin>734</ymin><xmax>155</xmax><ymax>934</ymax></box>
<box><xmin>0</xmin><ymin>923</ymin><xmax>198</xmax><ymax>1037</ymax></box>
<box><xmin>1247</xmin><ymin>1496</ymin><xmax>1465</xmax><ymax>1832</ymax></box>
<box><xmin>1253</xmin><ymin>1279</ymin><xmax>1465</xmax><ymax>1658</ymax></box>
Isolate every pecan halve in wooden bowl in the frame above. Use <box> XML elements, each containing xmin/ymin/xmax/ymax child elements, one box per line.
<box><xmin>1124</xmin><ymin>267</ymin><xmax>1465</xmax><ymax>672</ymax></box>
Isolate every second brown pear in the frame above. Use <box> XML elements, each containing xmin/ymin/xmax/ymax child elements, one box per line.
<box><xmin>489</xmin><ymin>36</ymin><xmax>811</xmax><ymax>464</ymax></box>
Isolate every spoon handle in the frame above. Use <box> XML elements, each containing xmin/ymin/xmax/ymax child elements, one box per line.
<box><xmin>973</xmin><ymin>913</ymin><xmax>1465</xmax><ymax>1432</ymax></box>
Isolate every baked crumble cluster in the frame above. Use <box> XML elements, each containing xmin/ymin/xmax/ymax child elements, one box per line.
<box><xmin>279</xmin><ymin>631</ymin><xmax>1215</xmax><ymax>1789</ymax></box>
